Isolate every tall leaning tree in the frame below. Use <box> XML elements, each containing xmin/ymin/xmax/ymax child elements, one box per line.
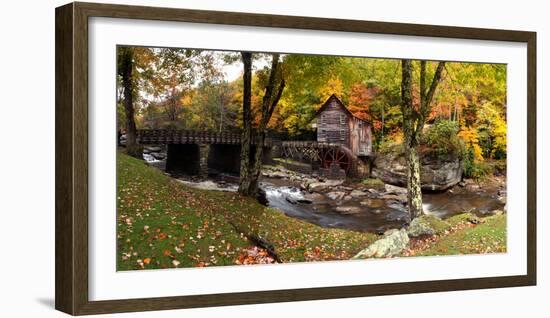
<box><xmin>238</xmin><ymin>52</ymin><xmax>253</xmax><ymax>194</ymax></box>
<box><xmin>238</xmin><ymin>53</ymin><xmax>285</xmax><ymax>196</ymax></box>
<box><xmin>247</xmin><ymin>54</ymin><xmax>285</xmax><ymax>195</ymax></box>
<box><xmin>118</xmin><ymin>47</ymin><xmax>142</xmax><ymax>158</ymax></box>
<box><xmin>400</xmin><ymin>59</ymin><xmax>446</xmax><ymax>219</ymax></box>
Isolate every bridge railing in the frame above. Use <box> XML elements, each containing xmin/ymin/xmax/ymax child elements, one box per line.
<box><xmin>136</xmin><ymin>129</ymin><xmax>274</xmax><ymax>146</ymax></box>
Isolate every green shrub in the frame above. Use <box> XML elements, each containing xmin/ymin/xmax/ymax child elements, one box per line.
<box><xmin>490</xmin><ymin>159</ymin><xmax>507</xmax><ymax>175</ymax></box>
<box><xmin>377</xmin><ymin>120</ymin><xmax>466</xmax><ymax>158</ymax></box>
<box><xmin>462</xmin><ymin>148</ymin><xmax>494</xmax><ymax>179</ymax></box>
<box><xmin>462</xmin><ymin>147</ymin><xmax>475</xmax><ymax>178</ymax></box>
<box><xmin>472</xmin><ymin>161</ymin><xmax>493</xmax><ymax>179</ymax></box>
<box><xmin>421</xmin><ymin>120</ymin><xmax>464</xmax><ymax>157</ymax></box>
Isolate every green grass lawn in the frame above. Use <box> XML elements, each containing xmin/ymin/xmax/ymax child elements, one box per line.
<box><xmin>117</xmin><ymin>152</ymin><xmax>506</xmax><ymax>270</ymax></box>
<box><xmin>413</xmin><ymin>214</ymin><xmax>506</xmax><ymax>256</ymax></box>
<box><xmin>401</xmin><ymin>212</ymin><xmax>506</xmax><ymax>257</ymax></box>
<box><xmin>117</xmin><ymin>152</ymin><xmax>378</xmax><ymax>270</ymax></box>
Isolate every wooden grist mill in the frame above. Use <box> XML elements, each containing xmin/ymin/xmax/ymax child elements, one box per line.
<box><xmin>280</xmin><ymin>94</ymin><xmax>374</xmax><ymax>178</ymax></box>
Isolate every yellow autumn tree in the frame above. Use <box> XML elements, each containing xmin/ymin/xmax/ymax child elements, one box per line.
<box><xmin>316</xmin><ymin>77</ymin><xmax>344</xmax><ymax>109</ymax></box>
<box><xmin>492</xmin><ymin>115</ymin><xmax>507</xmax><ymax>158</ymax></box>
<box><xmin>458</xmin><ymin>127</ymin><xmax>484</xmax><ymax>161</ymax></box>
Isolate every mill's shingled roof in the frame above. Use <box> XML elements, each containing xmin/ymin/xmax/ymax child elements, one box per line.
<box><xmin>315</xmin><ymin>94</ymin><xmax>370</xmax><ymax>124</ymax></box>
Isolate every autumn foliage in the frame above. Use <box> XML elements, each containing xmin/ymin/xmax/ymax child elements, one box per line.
<box><xmin>117</xmin><ymin>47</ymin><xmax>507</xmax><ymax>167</ymax></box>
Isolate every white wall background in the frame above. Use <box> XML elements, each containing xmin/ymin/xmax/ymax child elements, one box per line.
<box><xmin>0</xmin><ymin>0</ymin><xmax>546</xmax><ymax>317</ymax></box>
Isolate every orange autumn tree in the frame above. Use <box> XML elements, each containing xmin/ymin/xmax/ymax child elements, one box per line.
<box><xmin>347</xmin><ymin>83</ymin><xmax>380</xmax><ymax>121</ymax></box>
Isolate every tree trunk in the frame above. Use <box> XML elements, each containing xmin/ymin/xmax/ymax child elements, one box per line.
<box><xmin>400</xmin><ymin>59</ymin><xmax>424</xmax><ymax>218</ymax></box>
<box><xmin>238</xmin><ymin>53</ymin><xmax>285</xmax><ymax>196</ymax></box>
<box><xmin>120</xmin><ymin>47</ymin><xmax>142</xmax><ymax>158</ymax></box>
<box><xmin>401</xmin><ymin>60</ymin><xmax>425</xmax><ymax>220</ymax></box>
<box><xmin>400</xmin><ymin>59</ymin><xmax>446</xmax><ymax>220</ymax></box>
<box><xmin>248</xmin><ymin>133</ymin><xmax>265</xmax><ymax>195</ymax></box>
<box><xmin>238</xmin><ymin>52</ymin><xmax>253</xmax><ymax>194</ymax></box>
<box><xmin>381</xmin><ymin>104</ymin><xmax>385</xmax><ymax>140</ymax></box>
<box><xmin>405</xmin><ymin>143</ymin><xmax>423</xmax><ymax>219</ymax></box>
<box><xmin>246</xmin><ymin>54</ymin><xmax>285</xmax><ymax>195</ymax></box>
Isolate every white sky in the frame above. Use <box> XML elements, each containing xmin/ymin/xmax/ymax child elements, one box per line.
<box><xmin>137</xmin><ymin>52</ymin><xmax>270</xmax><ymax>103</ymax></box>
<box><xmin>222</xmin><ymin>62</ymin><xmax>243</xmax><ymax>82</ymax></box>
<box><xmin>220</xmin><ymin>55</ymin><xmax>270</xmax><ymax>82</ymax></box>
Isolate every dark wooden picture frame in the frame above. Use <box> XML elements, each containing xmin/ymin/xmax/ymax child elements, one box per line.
<box><xmin>55</xmin><ymin>2</ymin><xmax>537</xmax><ymax>315</ymax></box>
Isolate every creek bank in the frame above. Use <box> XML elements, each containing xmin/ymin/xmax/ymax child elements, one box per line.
<box><xmin>128</xmin><ymin>151</ymin><xmax>507</xmax><ymax>261</ymax></box>
<box><xmin>141</xmin><ymin>156</ymin><xmax>505</xmax><ymax>234</ymax></box>
<box><xmin>353</xmin><ymin>212</ymin><xmax>506</xmax><ymax>259</ymax></box>
<box><xmin>117</xmin><ymin>152</ymin><xmax>380</xmax><ymax>269</ymax></box>
<box><xmin>402</xmin><ymin>213</ymin><xmax>507</xmax><ymax>257</ymax></box>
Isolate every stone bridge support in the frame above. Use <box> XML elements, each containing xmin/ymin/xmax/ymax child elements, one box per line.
<box><xmin>166</xmin><ymin>143</ymin><xmax>273</xmax><ymax>178</ymax></box>
<box><xmin>166</xmin><ymin>144</ymin><xmax>213</xmax><ymax>178</ymax></box>
<box><xmin>208</xmin><ymin>144</ymin><xmax>241</xmax><ymax>175</ymax></box>
<box><xmin>166</xmin><ymin>144</ymin><xmax>201</xmax><ymax>176</ymax></box>
<box><xmin>199</xmin><ymin>144</ymin><xmax>210</xmax><ymax>178</ymax></box>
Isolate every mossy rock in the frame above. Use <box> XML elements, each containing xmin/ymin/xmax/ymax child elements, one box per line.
<box><xmin>362</xmin><ymin>178</ymin><xmax>385</xmax><ymax>189</ymax></box>
<box><xmin>353</xmin><ymin>229</ymin><xmax>409</xmax><ymax>259</ymax></box>
<box><xmin>407</xmin><ymin>214</ymin><xmax>449</xmax><ymax>237</ymax></box>
<box><xmin>422</xmin><ymin>214</ymin><xmax>450</xmax><ymax>234</ymax></box>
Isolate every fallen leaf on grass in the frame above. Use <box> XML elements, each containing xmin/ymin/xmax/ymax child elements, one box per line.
<box><xmin>163</xmin><ymin>250</ymin><xmax>174</xmax><ymax>258</ymax></box>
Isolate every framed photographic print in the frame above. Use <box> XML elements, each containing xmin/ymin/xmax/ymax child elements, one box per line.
<box><xmin>55</xmin><ymin>1</ymin><xmax>536</xmax><ymax>315</ymax></box>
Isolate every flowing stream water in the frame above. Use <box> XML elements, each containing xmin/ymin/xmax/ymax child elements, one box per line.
<box><xmin>145</xmin><ymin>154</ymin><xmax>505</xmax><ymax>234</ymax></box>
<box><xmin>261</xmin><ymin>177</ymin><xmax>504</xmax><ymax>233</ymax></box>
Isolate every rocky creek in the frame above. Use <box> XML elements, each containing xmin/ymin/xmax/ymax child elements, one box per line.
<box><xmin>260</xmin><ymin>167</ymin><xmax>505</xmax><ymax>233</ymax></box>
<box><xmin>143</xmin><ymin>150</ymin><xmax>506</xmax><ymax>234</ymax></box>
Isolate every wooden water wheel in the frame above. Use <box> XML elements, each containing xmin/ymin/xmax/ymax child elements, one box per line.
<box><xmin>320</xmin><ymin>146</ymin><xmax>353</xmax><ymax>172</ymax></box>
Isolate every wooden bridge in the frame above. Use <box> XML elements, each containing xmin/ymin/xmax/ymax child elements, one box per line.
<box><xmin>136</xmin><ymin>129</ymin><xmax>274</xmax><ymax>178</ymax></box>
<box><xmin>136</xmin><ymin>129</ymin><xmax>273</xmax><ymax>146</ymax></box>
<box><xmin>131</xmin><ymin>95</ymin><xmax>373</xmax><ymax>179</ymax></box>
<box><xmin>134</xmin><ymin>129</ymin><xmax>371</xmax><ymax>179</ymax></box>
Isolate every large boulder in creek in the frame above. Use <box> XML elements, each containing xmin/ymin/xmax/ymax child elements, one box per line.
<box><xmin>326</xmin><ymin>191</ymin><xmax>346</xmax><ymax>201</ymax></box>
<box><xmin>350</xmin><ymin>189</ymin><xmax>367</xmax><ymax>197</ymax></box>
<box><xmin>335</xmin><ymin>206</ymin><xmax>362</xmax><ymax>214</ymax></box>
<box><xmin>144</xmin><ymin>145</ymin><xmax>162</xmax><ymax>152</ymax></box>
<box><xmin>352</xmin><ymin>229</ymin><xmax>409</xmax><ymax>259</ymax></box>
<box><xmin>307</xmin><ymin>179</ymin><xmax>344</xmax><ymax>193</ymax></box>
<box><xmin>372</xmin><ymin>151</ymin><xmax>462</xmax><ymax>191</ymax></box>
<box><xmin>150</xmin><ymin>152</ymin><xmax>166</xmax><ymax>160</ymax></box>
<box><xmin>263</xmin><ymin>170</ymin><xmax>289</xmax><ymax>179</ymax></box>
<box><xmin>303</xmin><ymin>192</ymin><xmax>325</xmax><ymax>202</ymax></box>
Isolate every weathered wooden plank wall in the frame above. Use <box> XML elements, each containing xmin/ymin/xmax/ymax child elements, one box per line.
<box><xmin>349</xmin><ymin>117</ymin><xmax>372</xmax><ymax>156</ymax></box>
<box><xmin>316</xmin><ymin>96</ymin><xmax>351</xmax><ymax>145</ymax></box>
<box><xmin>316</xmin><ymin>95</ymin><xmax>372</xmax><ymax>157</ymax></box>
